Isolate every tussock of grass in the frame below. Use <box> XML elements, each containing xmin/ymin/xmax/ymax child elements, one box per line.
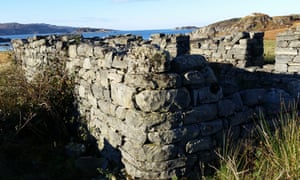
<box><xmin>213</xmin><ymin>108</ymin><xmax>300</xmax><ymax>179</ymax></box>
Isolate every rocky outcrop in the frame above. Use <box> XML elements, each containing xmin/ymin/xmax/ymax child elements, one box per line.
<box><xmin>11</xmin><ymin>32</ymin><xmax>300</xmax><ymax>179</ymax></box>
<box><xmin>192</xmin><ymin>13</ymin><xmax>300</xmax><ymax>36</ymax></box>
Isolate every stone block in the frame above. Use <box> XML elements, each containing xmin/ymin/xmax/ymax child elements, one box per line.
<box><xmin>121</xmin><ymin>142</ymin><xmax>178</xmax><ymax>162</ymax></box>
<box><xmin>135</xmin><ymin>88</ymin><xmax>191</xmax><ymax>112</ymax></box>
<box><xmin>232</xmin><ymin>32</ymin><xmax>250</xmax><ymax>44</ymax></box>
<box><xmin>183</xmin><ymin>103</ymin><xmax>218</xmax><ymax>124</ymax></box>
<box><xmin>274</xmin><ymin>63</ymin><xmax>288</xmax><ymax>72</ymax></box>
<box><xmin>183</xmin><ymin>70</ymin><xmax>205</xmax><ymax>85</ymax></box>
<box><xmin>111</xmin><ymin>82</ymin><xmax>136</xmax><ymax>108</ymax></box>
<box><xmin>240</xmin><ymin>89</ymin><xmax>266</xmax><ymax>106</ymax></box>
<box><xmin>122</xmin><ymin>150</ymin><xmax>187</xmax><ymax>172</ymax></box>
<box><xmin>186</xmin><ymin>137</ymin><xmax>214</xmax><ymax>154</ymax></box>
<box><xmin>199</xmin><ymin>120</ymin><xmax>223</xmax><ymax>136</ymax></box>
<box><xmin>112</xmin><ymin>54</ymin><xmax>128</xmax><ymax>70</ymax></box>
<box><xmin>125</xmin><ymin>109</ymin><xmax>183</xmax><ymax>131</ymax></box>
<box><xmin>288</xmin><ymin>80</ymin><xmax>300</xmax><ymax>97</ymax></box>
<box><xmin>68</xmin><ymin>44</ymin><xmax>77</xmax><ymax>58</ymax></box>
<box><xmin>107</xmin><ymin>69</ymin><xmax>124</xmax><ymax>83</ymax></box>
<box><xmin>228</xmin><ymin>110</ymin><xmax>255</xmax><ymax>126</ymax></box>
<box><xmin>171</xmin><ymin>54</ymin><xmax>208</xmax><ymax>73</ymax></box>
<box><xmin>293</xmin><ymin>56</ymin><xmax>300</xmax><ymax>62</ymax></box>
<box><xmin>218</xmin><ymin>99</ymin><xmax>236</xmax><ymax>117</ymax></box>
<box><xmin>77</xmin><ymin>43</ymin><xmax>93</xmax><ymax>57</ymax></box>
<box><xmin>125</xmin><ymin>73</ymin><xmax>182</xmax><ymax>90</ymax></box>
<box><xmin>127</xmin><ymin>45</ymin><xmax>170</xmax><ymax>73</ymax></box>
<box><xmin>93</xmin><ymin>46</ymin><xmax>106</xmax><ymax>58</ymax></box>
<box><xmin>97</xmin><ymin>99</ymin><xmax>117</xmax><ymax>116</ymax></box>
<box><xmin>275</xmin><ymin>47</ymin><xmax>298</xmax><ymax>56</ymax></box>
<box><xmin>288</xmin><ymin>64</ymin><xmax>300</xmax><ymax>73</ymax></box>
<box><xmin>148</xmin><ymin>125</ymin><xmax>200</xmax><ymax>144</ymax></box>
<box><xmin>191</xmin><ymin>85</ymin><xmax>223</xmax><ymax>105</ymax></box>
<box><xmin>275</xmin><ymin>55</ymin><xmax>294</xmax><ymax>64</ymax></box>
<box><xmin>276</xmin><ymin>40</ymin><xmax>289</xmax><ymax>48</ymax></box>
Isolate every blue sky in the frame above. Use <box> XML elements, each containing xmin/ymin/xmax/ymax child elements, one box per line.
<box><xmin>0</xmin><ymin>0</ymin><xmax>299</xmax><ymax>30</ymax></box>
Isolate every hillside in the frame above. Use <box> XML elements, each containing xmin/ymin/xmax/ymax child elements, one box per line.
<box><xmin>191</xmin><ymin>13</ymin><xmax>300</xmax><ymax>40</ymax></box>
<box><xmin>0</xmin><ymin>23</ymin><xmax>113</xmax><ymax>36</ymax></box>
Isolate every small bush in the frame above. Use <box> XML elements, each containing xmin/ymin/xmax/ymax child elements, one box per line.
<box><xmin>0</xmin><ymin>55</ymin><xmax>76</xmax><ymax>143</ymax></box>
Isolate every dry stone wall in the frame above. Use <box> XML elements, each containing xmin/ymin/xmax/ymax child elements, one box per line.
<box><xmin>12</xmin><ymin>32</ymin><xmax>299</xmax><ymax>179</ymax></box>
<box><xmin>190</xmin><ymin>31</ymin><xmax>264</xmax><ymax>68</ymax></box>
<box><xmin>275</xmin><ymin>26</ymin><xmax>300</xmax><ymax>72</ymax></box>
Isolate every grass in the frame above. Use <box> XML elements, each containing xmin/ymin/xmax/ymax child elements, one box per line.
<box><xmin>213</xmin><ymin>108</ymin><xmax>300</xmax><ymax>179</ymax></box>
<box><xmin>263</xmin><ymin>39</ymin><xmax>276</xmax><ymax>64</ymax></box>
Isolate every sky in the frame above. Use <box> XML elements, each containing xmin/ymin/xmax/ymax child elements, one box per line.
<box><xmin>0</xmin><ymin>0</ymin><xmax>299</xmax><ymax>30</ymax></box>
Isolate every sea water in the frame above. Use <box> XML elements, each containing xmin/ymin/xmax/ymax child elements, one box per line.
<box><xmin>0</xmin><ymin>29</ymin><xmax>195</xmax><ymax>51</ymax></box>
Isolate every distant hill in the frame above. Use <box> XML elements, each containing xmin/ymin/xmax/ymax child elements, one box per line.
<box><xmin>0</xmin><ymin>23</ymin><xmax>113</xmax><ymax>36</ymax></box>
<box><xmin>191</xmin><ymin>13</ymin><xmax>300</xmax><ymax>40</ymax></box>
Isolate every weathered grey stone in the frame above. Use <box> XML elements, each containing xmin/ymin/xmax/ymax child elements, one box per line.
<box><xmin>122</xmin><ymin>150</ymin><xmax>187</xmax><ymax>172</ymax></box>
<box><xmin>218</xmin><ymin>99</ymin><xmax>236</xmax><ymax>117</ymax></box>
<box><xmin>93</xmin><ymin>46</ymin><xmax>106</xmax><ymax>58</ymax></box>
<box><xmin>186</xmin><ymin>137</ymin><xmax>214</xmax><ymax>153</ymax></box>
<box><xmin>98</xmin><ymin>99</ymin><xmax>117</xmax><ymax>116</ymax></box>
<box><xmin>228</xmin><ymin>109</ymin><xmax>255</xmax><ymax>126</ymax></box>
<box><xmin>275</xmin><ymin>47</ymin><xmax>298</xmax><ymax>56</ymax></box>
<box><xmin>191</xmin><ymin>86</ymin><xmax>223</xmax><ymax>105</ymax></box>
<box><xmin>232</xmin><ymin>32</ymin><xmax>250</xmax><ymax>44</ymax></box>
<box><xmin>288</xmin><ymin>64</ymin><xmax>300</xmax><ymax>72</ymax></box>
<box><xmin>77</xmin><ymin>43</ymin><xmax>93</xmax><ymax>57</ymax></box>
<box><xmin>171</xmin><ymin>54</ymin><xmax>208</xmax><ymax>73</ymax></box>
<box><xmin>102</xmin><ymin>51</ymin><xmax>114</xmax><ymax>68</ymax></box>
<box><xmin>263</xmin><ymin>88</ymin><xmax>294</xmax><ymax>114</ymax></box>
<box><xmin>240</xmin><ymin>89</ymin><xmax>266</xmax><ymax>106</ymax></box>
<box><xmin>293</xmin><ymin>56</ymin><xmax>300</xmax><ymax>62</ymax></box>
<box><xmin>125</xmin><ymin>73</ymin><xmax>181</xmax><ymax>89</ymax></box>
<box><xmin>122</xmin><ymin>158</ymin><xmax>186</xmax><ymax>180</ymax></box>
<box><xmin>275</xmin><ymin>55</ymin><xmax>294</xmax><ymax>64</ymax></box>
<box><xmin>288</xmin><ymin>80</ymin><xmax>300</xmax><ymax>97</ymax></box>
<box><xmin>127</xmin><ymin>45</ymin><xmax>170</xmax><ymax>73</ymax></box>
<box><xmin>135</xmin><ymin>88</ymin><xmax>190</xmax><ymax>112</ymax></box>
<box><xmin>111</xmin><ymin>82</ymin><xmax>136</xmax><ymax>108</ymax></box>
<box><xmin>115</xmin><ymin>106</ymin><xmax>128</xmax><ymax>120</ymax></box>
<box><xmin>68</xmin><ymin>44</ymin><xmax>77</xmax><ymax>58</ymax></box>
<box><xmin>183</xmin><ymin>103</ymin><xmax>218</xmax><ymax>124</ymax></box>
<box><xmin>107</xmin><ymin>69</ymin><xmax>124</xmax><ymax>83</ymax></box>
<box><xmin>229</xmin><ymin>93</ymin><xmax>244</xmax><ymax>111</ymax></box>
<box><xmin>148</xmin><ymin>125</ymin><xmax>200</xmax><ymax>144</ymax></box>
<box><xmin>121</xmin><ymin>142</ymin><xmax>178</xmax><ymax>162</ymax></box>
<box><xmin>125</xmin><ymin>109</ymin><xmax>183</xmax><ymax>131</ymax></box>
<box><xmin>274</xmin><ymin>63</ymin><xmax>288</xmax><ymax>72</ymax></box>
<box><xmin>199</xmin><ymin>120</ymin><xmax>223</xmax><ymax>136</ymax></box>
<box><xmin>289</xmin><ymin>41</ymin><xmax>300</xmax><ymax>48</ymax></box>
<box><xmin>112</xmin><ymin>54</ymin><xmax>128</xmax><ymax>70</ymax></box>
<box><xmin>82</xmin><ymin>57</ymin><xmax>91</xmax><ymax>69</ymax></box>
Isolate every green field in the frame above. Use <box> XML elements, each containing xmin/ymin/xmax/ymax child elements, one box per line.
<box><xmin>264</xmin><ymin>39</ymin><xmax>276</xmax><ymax>64</ymax></box>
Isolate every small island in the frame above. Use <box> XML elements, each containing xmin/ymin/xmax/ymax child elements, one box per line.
<box><xmin>175</xmin><ymin>26</ymin><xmax>199</xmax><ymax>30</ymax></box>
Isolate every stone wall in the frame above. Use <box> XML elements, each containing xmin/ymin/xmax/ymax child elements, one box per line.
<box><xmin>275</xmin><ymin>26</ymin><xmax>300</xmax><ymax>72</ymax></box>
<box><xmin>190</xmin><ymin>31</ymin><xmax>264</xmax><ymax>68</ymax></box>
<box><xmin>11</xmin><ymin>33</ymin><xmax>299</xmax><ymax>179</ymax></box>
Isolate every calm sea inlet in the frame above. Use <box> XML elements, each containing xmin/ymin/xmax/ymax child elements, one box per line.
<box><xmin>0</xmin><ymin>29</ymin><xmax>195</xmax><ymax>51</ymax></box>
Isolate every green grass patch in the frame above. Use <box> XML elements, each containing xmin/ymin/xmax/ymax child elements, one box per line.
<box><xmin>264</xmin><ymin>40</ymin><xmax>276</xmax><ymax>64</ymax></box>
